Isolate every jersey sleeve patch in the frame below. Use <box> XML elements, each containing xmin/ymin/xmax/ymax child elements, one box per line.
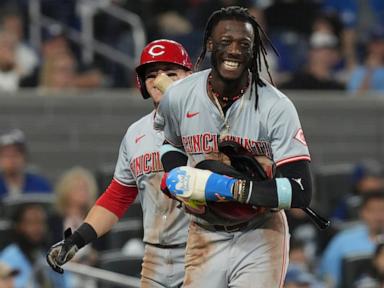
<box><xmin>294</xmin><ymin>128</ymin><xmax>307</xmax><ymax>146</ymax></box>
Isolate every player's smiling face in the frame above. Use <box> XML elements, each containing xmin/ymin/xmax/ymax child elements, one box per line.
<box><xmin>208</xmin><ymin>19</ymin><xmax>254</xmax><ymax>81</ymax></box>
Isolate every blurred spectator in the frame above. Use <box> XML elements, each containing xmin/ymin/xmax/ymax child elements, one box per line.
<box><xmin>353</xmin><ymin>241</ymin><xmax>384</xmax><ymax>288</ymax></box>
<box><xmin>54</xmin><ymin>166</ymin><xmax>98</xmax><ymax>235</ymax></box>
<box><xmin>0</xmin><ymin>30</ymin><xmax>19</xmax><ymax>92</ymax></box>
<box><xmin>262</xmin><ymin>0</ymin><xmax>322</xmax><ymax>75</ymax></box>
<box><xmin>143</xmin><ymin>0</ymin><xmax>194</xmax><ymax>38</ymax></box>
<box><xmin>40</xmin><ymin>0</ymin><xmax>79</xmax><ymax>31</ymax></box>
<box><xmin>51</xmin><ymin>166</ymin><xmax>99</xmax><ymax>286</ymax></box>
<box><xmin>286</xmin><ymin>209</ymin><xmax>318</xmax><ymax>266</ymax></box>
<box><xmin>318</xmin><ymin>191</ymin><xmax>384</xmax><ymax>287</ymax></box>
<box><xmin>322</xmin><ymin>0</ymin><xmax>384</xmax><ymax>70</ymax></box>
<box><xmin>39</xmin><ymin>51</ymin><xmax>103</xmax><ymax>94</ymax></box>
<box><xmin>73</xmin><ymin>68</ymin><xmax>104</xmax><ymax>89</ymax></box>
<box><xmin>280</xmin><ymin>31</ymin><xmax>345</xmax><ymax>90</ymax></box>
<box><xmin>285</xmin><ymin>264</ymin><xmax>323</xmax><ymax>288</ymax></box>
<box><xmin>289</xmin><ymin>238</ymin><xmax>313</xmax><ymax>272</ymax></box>
<box><xmin>371</xmin><ymin>241</ymin><xmax>384</xmax><ymax>286</ymax></box>
<box><xmin>246</xmin><ymin>1</ymin><xmax>285</xmax><ymax>84</ymax></box>
<box><xmin>0</xmin><ymin>203</ymin><xmax>68</xmax><ymax>288</ymax></box>
<box><xmin>0</xmin><ymin>129</ymin><xmax>52</xmax><ymax>198</ymax></box>
<box><xmin>312</xmin><ymin>12</ymin><xmax>342</xmax><ymax>36</ymax></box>
<box><xmin>157</xmin><ymin>11</ymin><xmax>192</xmax><ymax>37</ymax></box>
<box><xmin>0</xmin><ymin>7</ymin><xmax>39</xmax><ymax>81</ymax></box>
<box><xmin>41</xmin><ymin>25</ymin><xmax>72</xmax><ymax>59</ymax></box>
<box><xmin>0</xmin><ymin>262</ymin><xmax>18</xmax><ymax>288</ymax></box>
<box><xmin>39</xmin><ymin>51</ymin><xmax>77</xmax><ymax>93</ymax></box>
<box><xmin>331</xmin><ymin>161</ymin><xmax>384</xmax><ymax>221</ymax></box>
<box><xmin>264</xmin><ymin>0</ymin><xmax>322</xmax><ymax>37</ymax></box>
<box><xmin>49</xmin><ymin>170</ymin><xmax>102</xmax><ymax>288</ymax></box>
<box><xmin>346</xmin><ymin>27</ymin><xmax>384</xmax><ymax>94</ymax></box>
<box><xmin>38</xmin><ymin>24</ymin><xmax>104</xmax><ymax>93</ymax></box>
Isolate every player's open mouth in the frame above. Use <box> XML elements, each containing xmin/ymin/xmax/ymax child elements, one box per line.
<box><xmin>223</xmin><ymin>60</ymin><xmax>240</xmax><ymax>71</ymax></box>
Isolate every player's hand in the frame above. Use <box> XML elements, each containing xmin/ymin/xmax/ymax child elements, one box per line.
<box><xmin>46</xmin><ymin>228</ymin><xmax>79</xmax><ymax>274</ymax></box>
<box><xmin>165</xmin><ymin>166</ymin><xmax>237</xmax><ymax>202</ymax></box>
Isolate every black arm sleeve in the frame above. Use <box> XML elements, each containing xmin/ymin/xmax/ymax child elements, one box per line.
<box><xmin>160</xmin><ymin>141</ymin><xmax>188</xmax><ymax>172</ymax></box>
<box><xmin>246</xmin><ymin>160</ymin><xmax>312</xmax><ymax>208</ymax></box>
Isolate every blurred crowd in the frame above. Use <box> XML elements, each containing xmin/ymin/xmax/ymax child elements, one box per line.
<box><xmin>0</xmin><ymin>0</ymin><xmax>382</xmax><ymax>94</ymax></box>
<box><xmin>0</xmin><ymin>0</ymin><xmax>383</xmax><ymax>288</ymax></box>
<box><xmin>0</xmin><ymin>129</ymin><xmax>144</xmax><ymax>288</ymax></box>
<box><xmin>0</xmin><ymin>130</ymin><xmax>383</xmax><ymax>287</ymax></box>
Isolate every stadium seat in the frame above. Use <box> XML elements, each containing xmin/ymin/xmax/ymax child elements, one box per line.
<box><xmin>1</xmin><ymin>193</ymin><xmax>55</xmax><ymax>218</ymax></box>
<box><xmin>0</xmin><ymin>219</ymin><xmax>11</xmax><ymax>250</ymax></box>
<box><xmin>312</xmin><ymin>163</ymin><xmax>355</xmax><ymax>217</ymax></box>
<box><xmin>103</xmin><ymin>219</ymin><xmax>144</xmax><ymax>251</ymax></box>
<box><xmin>341</xmin><ymin>253</ymin><xmax>372</xmax><ymax>288</ymax></box>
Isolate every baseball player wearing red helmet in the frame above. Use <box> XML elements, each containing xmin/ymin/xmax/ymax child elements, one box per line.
<box><xmin>47</xmin><ymin>39</ymin><xmax>192</xmax><ymax>287</ymax></box>
<box><xmin>155</xmin><ymin>6</ymin><xmax>313</xmax><ymax>288</ymax></box>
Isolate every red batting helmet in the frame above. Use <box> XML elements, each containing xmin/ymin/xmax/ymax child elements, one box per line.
<box><xmin>135</xmin><ymin>39</ymin><xmax>193</xmax><ymax>99</ymax></box>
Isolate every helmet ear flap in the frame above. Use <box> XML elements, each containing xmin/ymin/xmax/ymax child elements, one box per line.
<box><xmin>135</xmin><ymin>74</ymin><xmax>150</xmax><ymax>99</ymax></box>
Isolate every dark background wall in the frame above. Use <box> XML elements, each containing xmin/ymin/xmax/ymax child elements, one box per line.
<box><xmin>0</xmin><ymin>90</ymin><xmax>382</xmax><ymax>182</ymax></box>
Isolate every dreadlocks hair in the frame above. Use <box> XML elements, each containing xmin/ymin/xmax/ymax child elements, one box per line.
<box><xmin>195</xmin><ymin>6</ymin><xmax>277</xmax><ymax>110</ymax></box>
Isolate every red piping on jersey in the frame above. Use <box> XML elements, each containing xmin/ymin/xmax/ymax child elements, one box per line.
<box><xmin>276</xmin><ymin>155</ymin><xmax>311</xmax><ymax>167</ymax></box>
<box><xmin>95</xmin><ymin>178</ymin><xmax>138</xmax><ymax>219</ymax></box>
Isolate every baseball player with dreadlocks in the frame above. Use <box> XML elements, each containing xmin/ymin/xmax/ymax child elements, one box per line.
<box><xmin>155</xmin><ymin>6</ymin><xmax>312</xmax><ymax>287</ymax></box>
<box><xmin>46</xmin><ymin>39</ymin><xmax>193</xmax><ymax>287</ymax></box>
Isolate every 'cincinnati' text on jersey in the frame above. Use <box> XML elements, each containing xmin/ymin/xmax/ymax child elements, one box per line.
<box><xmin>130</xmin><ymin>151</ymin><xmax>163</xmax><ymax>178</ymax></box>
<box><xmin>182</xmin><ymin>133</ymin><xmax>273</xmax><ymax>159</ymax></box>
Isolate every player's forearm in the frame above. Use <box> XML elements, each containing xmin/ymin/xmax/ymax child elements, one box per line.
<box><xmin>55</xmin><ymin>206</ymin><xmax>115</xmax><ymax>252</ymax></box>
<box><xmin>238</xmin><ymin>160</ymin><xmax>312</xmax><ymax>208</ymax></box>
<box><xmin>46</xmin><ymin>198</ymin><xmax>119</xmax><ymax>263</ymax></box>
<box><xmin>84</xmin><ymin>205</ymin><xmax>119</xmax><ymax>237</ymax></box>
<box><xmin>83</xmin><ymin>178</ymin><xmax>138</xmax><ymax>237</ymax></box>
<box><xmin>164</xmin><ymin>161</ymin><xmax>312</xmax><ymax>209</ymax></box>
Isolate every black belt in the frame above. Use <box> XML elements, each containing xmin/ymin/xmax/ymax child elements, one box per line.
<box><xmin>195</xmin><ymin>211</ymin><xmax>275</xmax><ymax>233</ymax></box>
<box><xmin>196</xmin><ymin>221</ymin><xmax>250</xmax><ymax>233</ymax></box>
<box><xmin>145</xmin><ymin>242</ymin><xmax>187</xmax><ymax>249</ymax></box>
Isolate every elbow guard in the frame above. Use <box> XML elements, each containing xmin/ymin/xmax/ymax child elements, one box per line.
<box><xmin>244</xmin><ymin>160</ymin><xmax>312</xmax><ymax>209</ymax></box>
<box><xmin>278</xmin><ymin>160</ymin><xmax>313</xmax><ymax>208</ymax></box>
<box><xmin>276</xmin><ymin>177</ymin><xmax>312</xmax><ymax>208</ymax></box>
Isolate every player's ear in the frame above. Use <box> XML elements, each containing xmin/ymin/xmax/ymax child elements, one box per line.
<box><xmin>207</xmin><ymin>38</ymin><xmax>213</xmax><ymax>52</ymax></box>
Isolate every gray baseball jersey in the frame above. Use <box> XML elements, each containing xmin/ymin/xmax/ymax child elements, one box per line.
<box><xmin>154</xmin><ymin>69</ymin><xmax>309</xmax><ymax>287</ymax></box>
<box><xmin>155</xmin><ymin>69</ymin><xmax>310</xmax><ymax>222</ymax></box>
<box><xmin>155</xmin><ymin>69</ymin><xmax>310</xmax><ymax>165</ymax></box>
<box><xmin>114</xmin><ymin>110</ymin><xmax>189</xmax><ymax>246</ymax></box>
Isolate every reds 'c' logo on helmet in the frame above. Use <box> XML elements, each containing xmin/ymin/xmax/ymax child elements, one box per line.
<box><xmin>135</xmin><ymin>39</ymin><xmax>192</xmax><ymax>99</ymax></box>
<box><xmin>148</xmin><ymin>45</ymin><xmax>166</xmax><ymax>57</ymax></box>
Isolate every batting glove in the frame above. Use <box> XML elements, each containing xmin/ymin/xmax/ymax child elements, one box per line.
<box><xmin>46</xmin><ymin>228</ymin><xmax>79</xmax><ymax>274</ymax></box>
<box><xmin>46</xmin><ymin>223</ymin><xmax>97</xmax><ymax>274</ymax></box>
